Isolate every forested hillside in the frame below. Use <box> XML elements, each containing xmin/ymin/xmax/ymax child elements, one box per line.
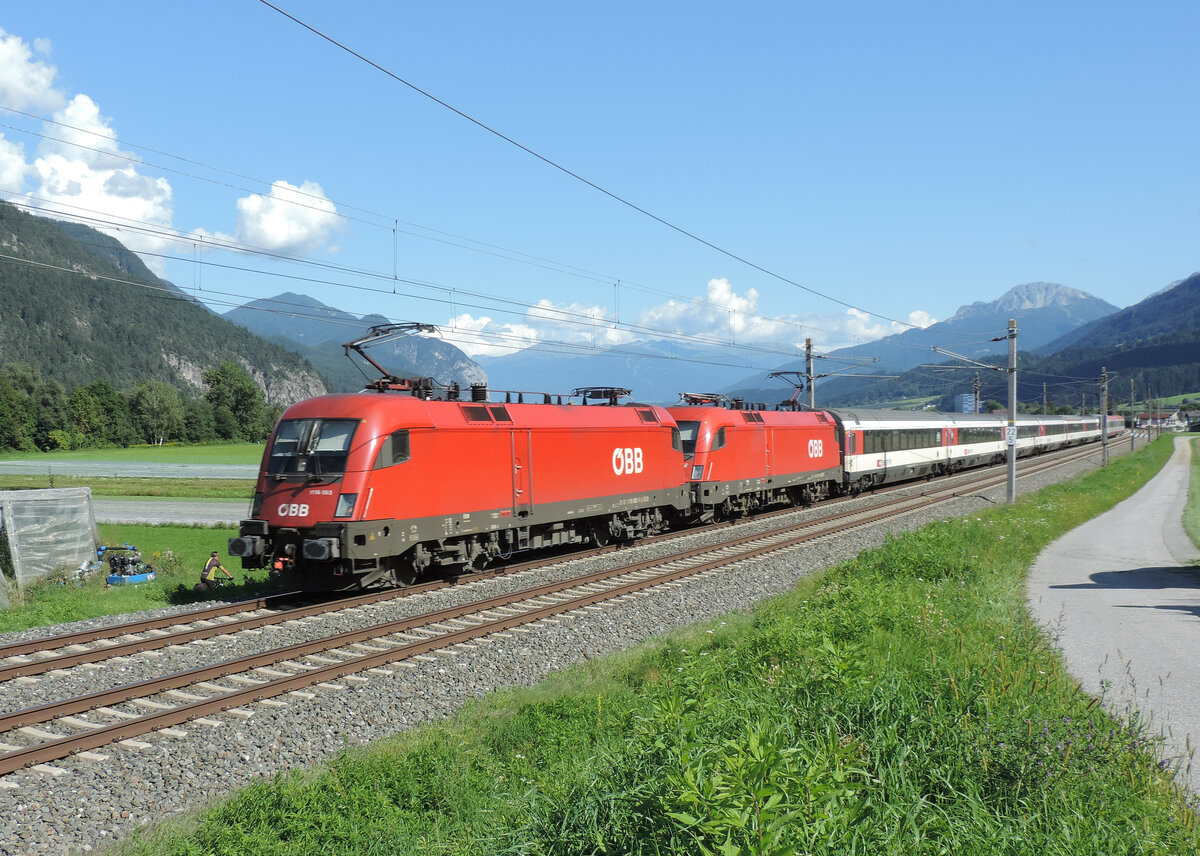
<box><xmin>0</xmin><ymin>200</ymin><xmax>330</xmax><ymax>451</ymax></box>
<box><xmin>0</xmin><ymin>200</ymin><xmax>325</xmax><ymax>402</ymax></box>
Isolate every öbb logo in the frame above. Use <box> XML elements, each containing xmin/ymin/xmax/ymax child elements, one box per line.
<box><xmin>807</xmin><ymin>439</ymin><xmax>824</xmax><ymax>459</ymax></box>
<box><xmin>612</xmin><ymin>447</ymin><xmax>644</xmax><ymax>476</ymax></box>
<box><xmin>277</xmin><ymin>503</ymin><xmax>310</xmax><ymax>517</ymax></box>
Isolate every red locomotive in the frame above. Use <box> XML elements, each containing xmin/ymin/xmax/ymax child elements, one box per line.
<box><xmin>229</xmin><ymin>382</ymin><xmax>689</xmax><ymax>591</ymax></box>
<box><xmin>668</xmin><ymin>393</ymin><xmax>843</xmax><ymax>519</ymax></box>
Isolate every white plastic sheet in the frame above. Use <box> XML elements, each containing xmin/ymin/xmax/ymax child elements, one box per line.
<box><xmin>0</xmin><ymin>488</ymin><xmax>98</xmax><ymax>607</ymax></box>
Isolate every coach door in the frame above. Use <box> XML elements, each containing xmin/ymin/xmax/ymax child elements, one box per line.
<box><xmin>511</xmin><ymin>429</ymin><xmax>532</xmax><ymax>518</ymax></box>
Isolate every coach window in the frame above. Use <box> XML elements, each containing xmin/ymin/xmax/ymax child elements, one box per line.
<box><xmin>373</xmin><ymin>429</ymin><xmax>411</xmax><ymax>469</ymax></box>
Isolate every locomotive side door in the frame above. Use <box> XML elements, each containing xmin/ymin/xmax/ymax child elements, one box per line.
<box><xmin>764</xmin><ymin>426</ymin><xmax>774</xmax><ymax>479</ymax></box>
<box><xmin>511</xmin><ymin>429</ymin><xmax>532</xmax><ymax>518</ymax></box>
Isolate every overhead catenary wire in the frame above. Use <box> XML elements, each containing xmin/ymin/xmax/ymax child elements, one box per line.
<box><xmin>0</xmin><ymin>111</ymin><xmax>846</xmax><ymax>339</ymax></box>
<box><xmin>255</xmin><ymin>0</ymin><xmax>928</xmax><ymax>333</ymax></box>
<box><xmin>0</xmin><ymin>193</ymin><xmax>821</xmax><ymax>361</ymax></box>
<box><xmin>0</xmin><ymin>251</ymin><xmax>797</xmax><ymax>374</ymax></box>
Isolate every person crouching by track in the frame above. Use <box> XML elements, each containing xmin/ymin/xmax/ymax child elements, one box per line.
<box><xmin>199</xmin><ymin>551</ymin><xmax>234</xmax><ymax>589</ymax></box>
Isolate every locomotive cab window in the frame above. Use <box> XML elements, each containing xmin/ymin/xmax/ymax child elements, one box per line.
<box><xmin>373</xmin><ymin>429</ymin><xmax>411</xmax><ymax>469</ymax></box>
<box><xmin>268</xmin><ymin>418</ymin><xmax>359</xmax><ymax>479</ymax></box>
<box><xmin>676</xmin><ymin>421</ymin><xmax>700</xmax><ymax>455</ymax></box>
<box><xmin>711</xmin><ymin>427</ymin><xmax>727</xmax><ymax>451</ymax></box>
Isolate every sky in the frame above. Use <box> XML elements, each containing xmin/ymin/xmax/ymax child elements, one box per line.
<box><xmin>0</xmin><ymin>2</ymin><xmax>1196</xmax><ymax>366</ymax></box>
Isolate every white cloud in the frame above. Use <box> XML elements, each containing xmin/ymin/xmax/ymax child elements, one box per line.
<box><xmin>907</xmin><ymin>309</ymin><xmax>937</xmax><ymax>329</ymax></box>
<box><xmin>444</xmin><ymin>276</ymin><xmax>938</xmax><ymax>361</ymax></box>
<box><xmin>28</xmin><ymin>96</ymin><xmax>174</xmax><ymax>274</ymax></box>
<box><xmin>232</xmin><ymin>180</ymin><xmax>341</xmax><ymax>255</ymax></box>
<box><xmin>638</xmin><ymin>278</ymin><xmax>804</xmax><ymax>344</ymax></box>
<box><xmin>0</xmin><ymin>28</ymin><xmax>63</xmax><ymax>112</ymax></box>
<box><xmin>0</xmin><ymin>30</ymin><xmax>176</xmax><ymax>275</ymax></box>
<box><xmin>442</xmin><ymin>313</ymin><xmax>542</xmax><ymax>357</ymax></box>
<box><xmin>0</xmin><ymin>136</ymin><xmax>28</xmax><ymax>192</ymax></box>
<box><xmin>834</xmin><ymin>306</ymin><xmax>938</xmax><ymax>348</ymax></box>
<box><xmin>39</xmin><ymin>94</ymin><xmax>127</xmax><ymax>170</ymax></box>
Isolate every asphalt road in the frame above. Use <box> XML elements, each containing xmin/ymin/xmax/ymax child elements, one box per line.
<box><xmin>0</xmin><ymin>460</ymin><xmax>257</xmax><ymax>479</ymax></box>
<box><xmin>1027</xmin><ymin>436</ymin><xmax>1200</xmax><ymax>795</ymax></box>
<box><xmin>0</xmin><ymin>459</ymin><xmax>254</xmax><ymax>525</ymax></box>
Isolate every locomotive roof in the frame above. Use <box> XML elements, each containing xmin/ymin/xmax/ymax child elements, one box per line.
<box><xmin>279</xmin><ymin>393</ymin><xmax>678</xmax><ymax>430</ymax></box>
<box><xmin>666</xmin><ymin>404</ymin><xmax>835</xmax><ymax>427</ymax></box>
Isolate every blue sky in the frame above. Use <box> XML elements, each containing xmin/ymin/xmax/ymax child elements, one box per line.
<box><xmin>0</xmin><ymin>2</ymin><xmax>1196</xmax><ymax>361</ymax></box>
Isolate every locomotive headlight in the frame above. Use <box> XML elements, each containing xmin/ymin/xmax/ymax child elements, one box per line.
<box><xmin>334</xmin><ymin>493</ymin><xmax>358</xmax><ymax>518</ymax></box>
<box><xmin>691</xmin><ymin>465</ymin><xmax>704</xmax><ymax>480</ymax></box>
<box><xmin>303</xmin><ymin>537</ymin><xmax>341</xmax><ymax>561</ymax></box>
<box><xmin>228</xmin><ymin>535</ymin><xmax>265</xmax><ymax>558</ymax></box>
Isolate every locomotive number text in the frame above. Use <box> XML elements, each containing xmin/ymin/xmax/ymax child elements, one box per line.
<box><xmin>807</xmin><ymin>439</ymin><xmax>824</xmax><ymax>459</ymax></box>
<box><xmin>612</xmin><ymin>447</ymin><xmax>644</xmax><ymax>475</ymax></box>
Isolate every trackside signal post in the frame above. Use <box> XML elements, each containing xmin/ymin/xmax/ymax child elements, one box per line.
<box><xmin>1006</xmin><ymin>318</ymin><xmax>1017</xmax><ymax>504</ymax></box>
<box><xmin>926</xmin><ymin>318</ymin><xmax>1019</xmax><ymax>502</ymax></box>
<box><xmin>1100</xmin><ymin>366</ymin><xmax>1109</xmax><ymax>467</ymax></box>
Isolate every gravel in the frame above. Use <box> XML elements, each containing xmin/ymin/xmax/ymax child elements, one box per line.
<box><xmin>0</xmin><ymin>449</ymin><xmax>1119</xmax><ymax>855</ymax></box>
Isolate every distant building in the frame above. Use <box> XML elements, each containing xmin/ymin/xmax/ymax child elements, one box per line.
<box><xmin>957</xmin><ymin>393</ymin><xmax>977</xmax><ymax>414</ymax></box>
<box><xmin>1135</xmin><ymin>410</ymin><xmax>1188</xmax><ymax>432</ymax></box>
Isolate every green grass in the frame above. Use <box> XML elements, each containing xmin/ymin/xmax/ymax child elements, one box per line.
<box><xmin>1153</xmin><ymin>392</ymin><xmax>1200</xmax><ymax>408</ymax></box>
<box><xmin>1186</xmin><ymin>438</ymin><xmax>1200</xmax><ymax>554</ymax></box>
<box><xmin>0</xmin><ymin>443</ymin><xmax>265</xmax><ymax>465</ymax></box>
<box><xmin>0</xmin><ymin>442</ymin><xmax>260</xmax><ymax>497</ymax></box>
<box><xmin>0</xmin><ymin>523</ymin><xmax>279</xmax><ymax>634</ymax></box>
<box><xmin>109</xmin><ymin>436</ymin><xmax>1200</xmax><ymax>856</ymax></box>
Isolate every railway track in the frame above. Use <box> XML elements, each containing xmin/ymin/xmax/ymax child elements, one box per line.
<box><xmin>0</xmin><ymin>442</ymin><xmax>1105</xmax><ymax>779</ymax></box>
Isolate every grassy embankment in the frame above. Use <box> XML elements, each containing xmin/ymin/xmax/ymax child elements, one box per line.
<box><xmin>107</xmin><ymin>437</ymin><xmax>1200</xmax><ymax>855</ymax></box>
<box><xmin>1187</xmin><ymin>437</ymin><xmax>1200</xmax><ymax>552</ymax></box>
<box><xmin>0</xmin><ymin>444</ymin><xmax>264</xmax><ymax>631</ymax></box>
<box><xmin>0</xmin><ymin>523</ymin><xmax>274</xmax><ymax>633</ymax></box>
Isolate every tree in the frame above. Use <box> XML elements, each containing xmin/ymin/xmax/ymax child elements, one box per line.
<box><xmin>0</xmin><ymin>374</ymin><xmax>34</xmax><ymax>452</ymax></box>
<box><xmin>129</xmin><ymin>380</ymin><xmax>186</xmax><ymax>445</ymax></box>
<box><xmin>69</xmin><ymin>380</ymin><xmax>139</xmax><ymax>448</ymax></box>
<box><xmin>203</xmin><ymin>361</ymin><xmax>265</xmax><ymax>441</ymax></box>
<box><xmin>184</xmin><ymin>400</ymin><xmax>219</xmax><ymax>444</ymax></box>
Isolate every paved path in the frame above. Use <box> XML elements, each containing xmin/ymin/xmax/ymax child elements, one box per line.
<box><xmin>1027</xmin><ymin>436</ymin><xmax>1200</xmax><ymax>794</ymax></box>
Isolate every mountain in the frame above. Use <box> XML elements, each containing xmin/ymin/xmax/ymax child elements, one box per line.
<box><xmin>725</xmin><ymin>283</ymin><xmax>1118</xmax><ymax>406</ymax></box>
<box><xmin>0</xmin><ymin>200</ymin><xmax>326</xmax><ymax>404</ymax></box>
<box><xmin>1037</xmin><ymin>274</ymin><xmax>1200</xmax><ymax>355</ymax></box>
<box><xmin>1030</xmin><ymin>272</ymin><xmax>1200</xmax><ymax>400</ymax></box>
<box><xmin>223</xmin><ymin>292</ymin><xmax>392</xmax><ymax>347</ymax></box>
<box><xmin>737</xmin><ymin>274</ymin><xmax>1200</xmax><ymax>410</ymax></box>
<box><xmin>224</xmin><ymin>293</ymin><xmax>487</xmax><ymax>393</ymax></box>
<box><xmin>479</xmin><ymin>339</ymin><xmax>783</xmax><ymax>405</ymax></box>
